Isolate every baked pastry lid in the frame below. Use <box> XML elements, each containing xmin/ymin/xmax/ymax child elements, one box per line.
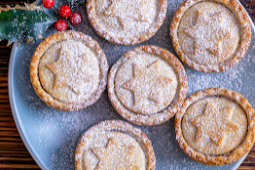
<box><xmin>30</xmin><ymin>30</ymin><xmax>109</xmax><ymax>111</ymax></box>
<box><xmin>108</xmin><ymin>45</ymin><xmax>187</xmax><ymax>126</ymax></box>
<box><xmin>175</xmin><ymin>87</ymin><xmax>255</xmax><ymax>165</ymax></box>
<box><xmin>170</xmin><ymin>0</ymin><xmax>251</xmax><ymax>73</ymax></box>
<box><xmin>75</xmin><ymin>120</ymin><xmax>156</xmax><ymax>170</ymax></box>
<box><xmin>86</xmin><ymin>0</ymin><xmax>167</xmax><ymax>46</ymax></box>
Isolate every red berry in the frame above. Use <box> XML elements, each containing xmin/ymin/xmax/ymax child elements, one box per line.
<box><xmin>69</xmin><ymin>12</ymin><xmax>82</xmax><ymax>25</ymax></box>
<box><xmin>42</xmin><ymin>0</ymin><xmax>54</xmax><ymax>9</ymax></box>
<box><xmin>54</xmin><ymin>19</ymin><xmax>68</xmax><ymax>31</ymax></box>
<box><xmin>58</xmin><ymin>5</ymin><xmax>72</xmax><ymax>18</ymax></box>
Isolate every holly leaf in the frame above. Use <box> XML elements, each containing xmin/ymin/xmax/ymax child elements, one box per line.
<box><xmin>0</xmin><ymin>2</ymin><xmax>56</xmax><ymax>45</ymax></box>
<box><xmin>66</xmin><ymin>0</ymin><xmax>85</xmax><ymax>9</ymax></box>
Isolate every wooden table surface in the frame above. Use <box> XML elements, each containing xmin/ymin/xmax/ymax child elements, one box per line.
<box><xmin>1</xmin><ymin>0</ymin><xmax>255</xmax><ymax>169</ymax></box>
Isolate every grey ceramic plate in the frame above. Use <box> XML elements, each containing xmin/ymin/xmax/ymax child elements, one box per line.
<box><xmin>8</xmin><ymin>1</ymin><xmax>255</xmax><ymax>170</ymax></box>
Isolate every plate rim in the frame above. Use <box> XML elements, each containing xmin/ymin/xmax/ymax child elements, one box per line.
<box><xmin>8</xmin><ymin>43</ymin><xmax>48</xmax><ymax>170</ymax></box>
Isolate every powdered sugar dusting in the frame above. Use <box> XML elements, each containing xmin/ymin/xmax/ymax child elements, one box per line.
<box><xmin>39</xmin><ymin>39</ymin><xmax>100</xmax><ymax>104</ymax></box>
<box><xmin>86</xmin><ymin>0</ymin><xmax>167</xmax><ymax>45</ymax></box>
<box><xmin>171</xmin><ymin>0</ymin><xmax>251</xmax><ymax>73</ymax></box>
<box><xmin>186</xmin><ymin>41</ymin><xmax>255</xmax><ymax>108</ymax></box>
<box><xmin>182</xmin><ymin>97</ymin><xmax>247</xmax><ymax>155</ymax></box>
<box><xmin>74</xmin><ymin>120</ymin><xmax>153</xmax><ymax>170</ymax></box>
<box><xmin>115</xmin><ymin>53</ymin><xmax>178</xmax><ymax>115</ymax></box>
<box><xmin>10</xmin><ymin>1</ymin><xmax>255</xmax><ymax>170</ymax></box>
<box><xmin>94</xmin><ymin>0</ymin><xmax>157</xmax><ymax>37</ymax></box>
<box><xmin>178</xmin><ymin>2</ymin><xmax>240</xmax><ymax>66</ymax></box>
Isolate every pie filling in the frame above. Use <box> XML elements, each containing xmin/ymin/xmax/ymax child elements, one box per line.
<box><xmin>182</xmin><ymin>96</ymin><xmax>248</xmax><ymax>155</ymax></box>
<box><xmin>177</xmin><ymin>1</ymin><xmax>240</xmax><ymax>66</ymax></box>
<box><xmin>38</xmin><ymin>39</ymin><xmax>100</xmax><ymax>104</ymax></box>
<box><xmin>114</xmin><ymin>53</ymin><xmax>178</xmax><ymax>115</ymax></box>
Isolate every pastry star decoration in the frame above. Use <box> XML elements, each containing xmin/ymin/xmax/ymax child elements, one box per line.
<box><xmin>185</xmin><ymin>10</ymin><xmax>230</xmax><ymax>56</ymax></box>
<box><xmin>122</xmin><ymin>60</ymin><xmax>172</xmax><ymax>107</ymax></box>
<box><xmin>104</xmin><ymin>0</ymin><xmax>149</xmax><ymax>29</ymax></box>
<box><xmin>190</xmin><ymin>103</ymin><xmax>239</xmax><ymax>146</ymax></box>
<box><xmin>91</xmin><ymin>138</ymin><xmax>139</xmax><ymax>170</ymax></box>
<box><xmin>46</xmin><ymin>47</ymin><xmax>91</xmax><ymax>94</ymax></box>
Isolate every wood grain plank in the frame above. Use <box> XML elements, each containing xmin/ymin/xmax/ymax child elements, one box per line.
<box><xmin>0</xmin><ymin>164</ymin><xmax>40</xmax><ymax>169</ymax></box>
<box><xmin>0</xmin><ymin>157</ymin><xmax>34</xmax><ymax>161</ymax></box>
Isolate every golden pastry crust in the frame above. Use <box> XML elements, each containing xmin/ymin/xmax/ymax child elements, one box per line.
<box><xmin>30</xmin><ymin>30</ymin><xmax>108</xmax><ymax>111</ymax></box>
<box><xmin>175</xmin><ymin>87</ymin><xmax>255</xmax><ymax>165</ymax></box>
<box><xmin>75</xmin><ymin>120</ymin><xmax>156</xmax><ymax>170</ymax></box>
<box><xmin>170</xmin><ymin>0</ymin><xmax>251</xmax><ymax>73</ymax></box>
<box><xmin>86</xmin><ymin>0</ymin><xmax>167</xmax><ymax>46</ymax></box>
<box><xmin>108</xmin><ymin>45</ymin><xmax>187</xmax><ymax>126</ymax></box>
